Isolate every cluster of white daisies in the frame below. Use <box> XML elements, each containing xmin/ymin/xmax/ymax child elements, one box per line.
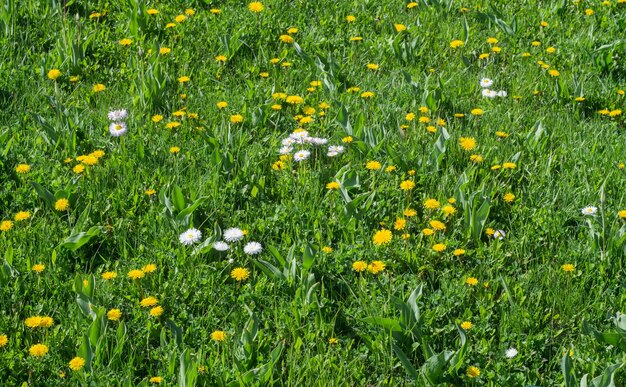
<box><xmin>479</xmin><ymin>78</ymin><xmax>507</xmax><ymax>98</ymax></box>
<box><xmin>178</xmin><ymin>227</ymin><xmax>263</xmax><ymax>255</ymax></box>
<box><xmin>279</xmin><ymin>129</ymin><xmax>345</xmax><ymax>161</ymax></box>
<box><xmin>108</xmin><ymin>109</ymin><xmax>128</xmax><ymax>137</ymax></box>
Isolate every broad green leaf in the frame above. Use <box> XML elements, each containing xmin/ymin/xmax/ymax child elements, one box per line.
<box><xmin>421</xmin><ymin>351</ymin><xmax>453</xmax><ymax>385</ymax></box>
<box><xmin>61</xmin><ymin>226</ymin><xmax>103</xmax><ymax>251</ymax></box>
<box><xmin>393</xmin><ymin>343</ymin><xmax>418</xmax><ymax>379</ymax></box>
<box><xmin>302</xmin><ymin>244</ymin><xmax>316</xmax><ymax>271</ymax></box>
<box><xmin>591</xmin><ymin>363</ymin><xmax>622</xmax><ymax>387</ymax></box>
<box><xmin>363</xmin><ymin>316</ymin><xmax>402</xmax><ymax>332</ymax></box>
<box><xmin>562</xmin><ymin>352</ymin><xmax>576</xmax><ymax>387</ymax></box>
<box><xmin>172</xmin><ymin>185</ymin><xmax>186</xmax><ymax>213</ymax></box>
<box><xmin>255</xmin><ymin>259</ymin><xmax>285</xmax><ymax>281</ymax></box>
<box><xmin>31</xmin><ymin>182</ymin><xmax>56</xmax><ymax>208</ymax></box>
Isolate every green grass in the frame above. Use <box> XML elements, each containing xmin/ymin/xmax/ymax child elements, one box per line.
<box><xmin>2</xmin><ymin>0</ymin><xmax>626</xmax><ymax>385</ymax></box>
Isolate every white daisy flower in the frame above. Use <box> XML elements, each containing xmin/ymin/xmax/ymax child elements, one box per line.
<box><xmin>243</xmin><ymin>241</ymin><xmax>263</xmax><ymax>255</ymax></box>
<box><xmin>223</xmin><ymin>228</ymin><xmax>244</xmax><ymax>242</ymax></box>
<box><xmin>109</xmin><ymin>122</ymin><xmax>128</xmax><ymax>137</ymax></box>
<box><xmin>179</xmin><ymin>228</ymin><xmax>202</xmax><ymax>245</ymax></box>
<box><xmin>308</xmin><ymin>137</ymin><xmax>328</xmax><ymax>146</ymax></box>
<box><xmin>289</xmin><ymin>130</ymin><xmax>309</xmax><ymax>140</ymax></box>
<box><xmin>281</xmin><ymin>138</ymin><xmax>295</xmax><ymax>146</ymax></box>
<box><xmin>290</xmin><ymin>131</ymin><xmax>310</xmax><ymax>144</ymax></box>
<box><xmin>493</xmin><ymin>230</ymin><xmax>506</xmax><ymax>240</ymax></box>
<box><xmin>293</xmin><ymin>150</ymin><xmax>311</xmax><ymax>162</ymax></box>
<box><xmin>480</xmin><ymin>78</ymin><xmax>493</xmax><ymax>88</ymax></box>
<box><xmin>279</xmin><ymin>146</ymin><xmax>293</xmax><ymax>155</ymax></box>
<box><xmin>505</xmin><ymin>348</ymin><xmax>518</xmax><ymax>358</ymax></box>
<box><xmin>213</xmin><ymin>241</ymin><xmax>229</xmax><ymax>251</ymax></box>
<box><xmin>482</xmin><ymin>89</ymin><xmax>497</xmax><ymax>98</ymax></box>
<box><xmin>108</xmin><ymin>109</ymin><xmax>128</xmax><ymax>121</ymax></box>
<box><xmin>327</xmin><ymin>151</ymin><xmax>338</xmax><ymax>157</ymax></box>
<box><xmin>581</xmin><ymin>206</ymin><xmax>598</xmax><ymax>216</ymax></box>
<box><xmin>328</xmin><ymin>145</ymin><xmax>345</xmax><ymax>154</ymax></box>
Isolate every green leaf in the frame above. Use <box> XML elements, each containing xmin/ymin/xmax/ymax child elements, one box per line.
<box><xmin>4</xmin><ymin>245</ymin><xmax>12</xmax><ymax>266</ymax></box>
<box><xmin>562</xmin><ymin>352</ymin><xmax>577</xmax><ymax>387</ymax></box>
<box><xmin>255</xmin><ymin>259</ymin><xmax>285</xmax><ymax>281</ymax></box>
<box><xmin>421</xmin><ymin>351</ymin><xmax>453</xmax><ymax>385</ymax></box>
<box><xmin>471</xmin><ymin>195</ymin><xmax>491</xmax><ymax>241</ymax></box>
<box><xmin>61</xmin><ymin>226</ymin><xmax>104</xmax><ymax>251</ymax></box>
<box><xmin>172</xmin><ymin>185</ymin><xmax>186</xmax><ymax>213</ymax></box>
<box><xmin>31</xmin><ymin>182</ymin><xmax>56</xmax><ymax>208</ymax></box>
<box><xmin>302</xmin><ymin>244</ymin><xmax>316</xmax><ymax>271</ymax></box>
<box><xmin>176</xmin><ymin>196</ymin><xmax>208</xmax><ymax>223</ymax></box>
<box><xmin>78</xmin><ymin>333</ymin><xmax>93</xmax><ymax>373</ymax></box>
<box><xmin>166</xmin><ymin>319</ymin><xmax>183</xmax><ymax>347</ymax></box>
<box><xmin>393</xmin><ymin>344</ymin><xmax>418</xmax><ymax>379</ymax></box>
<box><xmin>591</xmin><ymin>363</ymin><xmax>622</xmax><ymax>387</ymax></box>
<box><xmin>265</xmin><ymin>245</ymin><xmax>284</xmax><ymax>268</ymax></box>
<box><xmin>362</xmin><ymin>317</ymin><xmax>402</xmax><ymax>332</ymax></box>
<box><xmin>407</xmin><ymin>284</ymin><xmax>423</xmax><ymax>323</ymax></box>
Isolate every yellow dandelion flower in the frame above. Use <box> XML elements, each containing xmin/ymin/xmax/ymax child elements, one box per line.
<box><xmin>107</xmin><ymin>309</ymin><xmax>122</xmax><ymax>321</ymax></box>
<box><xmin>150</xmin><ymin>306</ymin><xmax>164</xmax><ymax>317</ymax></box>
<box><xmin>352</xmin><ymin>260</ymin><xmax>367</xmax><ymax>272</ymax></box>
<box><xmin>93</xmin><ymin>84</ymin><xmax>106</xmax><ymax>92</ymax></box>
<box><xmin>29</xmin><ymin>344</ymin><xmax>49</xmax><ymax>357</ymax></box>
<box><xmin>366</xmin><ymin>161</ymin><xmax>382</xmax><ymax>170</ymax></box>
<box><xmin>367</xmin><ymin>260</ymin><xmax>386</xmax><ymax>274</ymax></box>
<box><xmin>504</xmin><ymin>193</ymin><xmax>515</xmax><ymax>203</ymax></box>
<box><xmin>394</xmin><ymin>23</ymin><xmax>407</xmax><ymax>32</ymax></box>
<box><xmin>231</xmin><ymin>267</ymin><xmax>250</xmax><ymax>282</ymax></box>
<box><xmin>424</xmin><ymin>198</ymin><xmax>440</xmax><ymax>210</ymax></box>
<box><xmin>432</xmin><ymin>243</ymin><xmax>446</xmax><ymax>252</ymax></box>
<box><xmin>69</xmin><ymin>357</ymin><xmax>86</xmax><ymax>371</ymax></box>
<box><xmin>140</xmin><ymin>296</ymin><xmax>158</xmax><ymax>307</ymax></box>
<box><xmin>466</xmin><ymin>277</ymin><xmax>478</xmax><ymax>286</ymax></box>
<box><xmin>128</xmin><ymin>269</ymin><xmax>145</xmax><ymax>280</ymax></box>
<box><xmin>54</xmin><ymin>198</ymin><xmax>69</xmax><ymax>211</ymax></box>
<box><xmin>211</xmin><ymin>330</ymin><xmax>226</xmax><ymax>341</ymax></box>
<box><xmin>400</xmin><ymin>180</ymin><xmax>415</xmax><ymax>191</ymax></box>
<box><xmin>102</xmin><ymin>271</ymin><xmax>117</xmax><ymax>280</ymax></box>
<box><xmin>430</xmin><ymin>220</ymin><xmax>446</xmax><ymax>231</ymax></box>
<box><xmin>466</xmin><ymin>366</ymin><xmax>480</xmax><ymax>378</ymax></box>
<box><xmin>15</xmin><ymin>164</ymin><xmax>31</xmax><ymax>174</ymax></box>
<box><xmin>459</xmin><ymin>137</ymin><xmax>477</xmax><ymax>151</ymax></box>
<box><xmin>561</xmin><ymin>263</ymin><xmax>575</xmax><ymax>273</ymax></box>
<box><xmin>450</xmin><ymin>40</ymin><xmax>464</xmax><ymax>48</ymax></box>
<box><xmin>442</xmin><ymin>205</ymin><xmax>456</xmax><ymax>215</ymax></box>
<box><xmin>0</xmin><ymin>220</ymin><xmax>13</xmax><ymax>232</ymax></box>
<box><xmin>14</xmin><ymin>211</ymin><xmax>30</xmax><ymax>221</ymax></box>
<box><xmin>394</xmin><ymin>218</ymin><xmax>406</xmax><ymax>231</ymax></box>
<box><xmin>47</xmin><ymin>69</ymin><xmax>62</xmax><ymax>80</ymax></box>
<box><xmin>372</xmin><ymin>229</ymin><xmax>393</xmax><ymax>246</ymax></box>
<box><xmin>248</xmin><ymin>2</ymin><xmax>264</xmax><ymax>12</ymax></box>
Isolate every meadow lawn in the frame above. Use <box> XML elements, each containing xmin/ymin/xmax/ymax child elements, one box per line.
<box><xmin>1</xmin><ymin>0</ymin><xmax>626</xmax><ymax>385</ymax></box>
